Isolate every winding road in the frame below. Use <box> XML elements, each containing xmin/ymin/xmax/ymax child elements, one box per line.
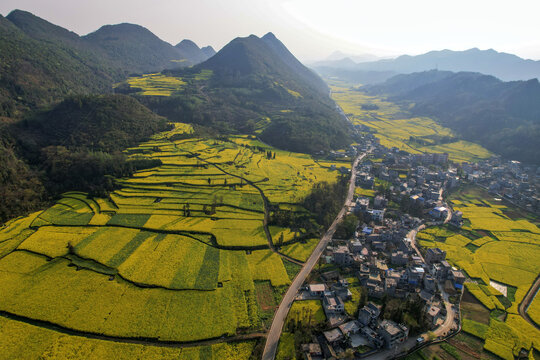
<box><xmin>519</xmin><ymin>275</ymin><xmax>540</xmax><ymax>331</ymax></box>
<box><xmin>262</xmin><ymin>151</ymin><xmax>367</xmax><ymax>360</ymax></box>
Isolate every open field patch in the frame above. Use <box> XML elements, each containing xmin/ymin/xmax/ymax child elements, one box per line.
<box><xmin>0</xmin><ymin>123</ymin><xmax>346</xmax><ymax>346</ymax></box>
<box><xmin>329</xmin><ymin>84</ymin><xmax>492</xmax><ymax>162</ymax></box>
<box><xmin>418</xmin><ymin>185</ymin><xmax>540</xmax><ymax>357</ymax></box>
<box><xmin>0</xmin><ymin>316</ymin><xmax>256</xmax><ymax>360</ymax></box>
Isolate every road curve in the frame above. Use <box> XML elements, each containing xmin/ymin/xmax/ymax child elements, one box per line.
<box><xmin>262</xmin><ymin>152</ymin><xmax>366</xmax><ymax>360</ymax></box>
<box><xmin>519</xmin><ymin>274</ymin><xmax>540</xmax><ymax>331</ymax></box>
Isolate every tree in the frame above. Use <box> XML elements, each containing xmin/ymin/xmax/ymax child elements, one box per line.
<box><xmin>211</xmin><ymin>197</ymin><xmax>217</xmax><ymax>215</ymax></box>
<box><xmin>335</xmin><ymin>213</ymin><xmax>360</xmax><ymax>239</ymax></box>
<box><xmin>359</xmin><ymin>287</ymin><xmax>368</xmax><ymax>308</ymax></box>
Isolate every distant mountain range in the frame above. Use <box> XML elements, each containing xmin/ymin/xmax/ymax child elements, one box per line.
<box><xmin>176</xmin><ymin>39</ymin><xmax>216</xmax><ymax>65</ymax></box>
<box><xmin>314</xmin><ymin>48</ymin><xmax>540</xmax><ymax>83</ymax></box>
<box><xmin>321</xmin><ymin>50</ymin><xmax>383</xmax><ymax>64</ymax></box>
<box><xmin>366</xmin><ymin>70</ymin><xmax>540</xmax><ymax>163</ymax></box>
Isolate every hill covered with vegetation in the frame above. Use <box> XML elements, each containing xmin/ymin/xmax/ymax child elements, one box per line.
<box><xmin>366</xmin><ymin>70</ymin><xmax>540</xmax><ymax>163</ymax></box>
<box><xmin>14</xmin><ymin>94</ymin><xmax>168</xmax><ymax>153</ymax></box>
<box><xmin>0</xmin><ymin>95</ymin><xmax>168</xmax><ymax>223</ymax></box>
<box><xmin>175</xmin><ymin>39</ymin><xmax>215</xmax><ymax>64</ymax></box>
<box><xmin>125</xmin><ymin>33</ymin><xmax>352</xmax><ymax>153</ymax></box>
<box><xmin>0</xmin><ymin>13</ymin><xmax>116</xmax><ymax>118</ymax></box>
<box><xmin>0</xmin><ymin>10</ymin><xmax>216</xmax><ymax>119</ymax></box>
<box><xmin>83</xmin><ymin>23</ymin><xmax>188</xmax><ymax>73</ymax></box>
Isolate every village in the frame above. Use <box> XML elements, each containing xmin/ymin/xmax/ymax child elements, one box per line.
<box><xmin>290</xmin><ymin>132</ymin><xmax>540</xmax><ymax>360</ymax></box>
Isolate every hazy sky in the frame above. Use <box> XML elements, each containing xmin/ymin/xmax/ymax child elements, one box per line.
<box><xmin>1</xmin><ymin>0</ymin><xmax>539</xmax><ymax>61</ymax></box>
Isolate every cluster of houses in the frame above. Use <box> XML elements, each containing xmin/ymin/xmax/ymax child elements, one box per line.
<box><xmin>296</xmin><ymin>138</ymin><xmax>471</xmax><ymax>359</ymax></box>
<box><xmin>295</xmin><ymin>134</ymin><xmax>540</xmax><ymax>359</ymax></box>
<box><xmin>298</xmin><ymin>225</ymin><xmax>465</xmax><ymax>358</ymax></box>
<box><xmin>461</xmin><ymin>158</ymin><xmax>540</xmax><ymax>215</ymax></box>
<box><xmin>346</xmin><ymin>132</ymin><xmax>538</xmax><ymax>217</ymax></box>
<box><xmin>296</xmin><ymin>178</ymin><xmax>465</xmax><ymax>358</ymax></box>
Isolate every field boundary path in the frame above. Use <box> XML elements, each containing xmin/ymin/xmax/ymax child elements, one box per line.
<box><xmin>262</xmin><ymin>151</ymin><xmax>366</xmax><ymax>360</ymax></box>
<box><xmin>519</xmin><ymin>274</ymin><xmax>540</xmax><ymax>330</ymax></box>
<box><xmin>185</xmin><ymin>147</ymin><xmax>304</xmax><ymax>265</ymax></box>
<box><xmin>0</xmin><ymin>310</ymin><xmax>266</xmax><ymax>349</ymax></box>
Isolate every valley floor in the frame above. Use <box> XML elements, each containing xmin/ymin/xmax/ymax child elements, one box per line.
<box><xmin>329</xmin><ymin>79</ymin><xmax>492</xmax><ymax>163</ymax></box>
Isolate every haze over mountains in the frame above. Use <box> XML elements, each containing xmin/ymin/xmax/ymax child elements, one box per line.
<box><xmin>0</xmin><ymin>10</ymin><xmax>215</xmax><ymax>117</ymax></box>
<box><xmin>315</xmin><ymin>48</ymin><xmax>540</xmax><ymax>83</ymax></box>
<box><xmin>367</xmin><ymin>70</ymin><xmax>540</xmax><ymax>163</ymax></box>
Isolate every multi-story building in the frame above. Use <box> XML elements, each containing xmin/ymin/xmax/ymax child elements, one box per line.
<box><xmin>377</xmin><ymin>320</ymin><xmax>409</xmax><ymax>349</ymax></box>
<box><xmin>425</xmin><ymin>248</ymin><xmax>446</xmax><ymax>264</ymax></box>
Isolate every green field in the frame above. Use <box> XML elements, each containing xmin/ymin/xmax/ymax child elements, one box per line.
<box><xmin>0</xmin><ymin>316</ymin><xmax>255</xmax><ymax>360</ymax></box>
<box><xmin>417</xmin><ymin>186</ymin><xmax>540</xmax><ymax>359</ymax></box>
<box><xmin>0</xmin><ymin>123</ymin><xmax>346</xmax><ymax>351</ymax></box>
<box><xmin>329</xmin><ymin>82</ymin><xmax>492</xmax><ymax>162</ymax></box>
<box><xmin>117</xmin><ymin>71</ymin><xmax>214</xmax><ymax>97</ymax></box>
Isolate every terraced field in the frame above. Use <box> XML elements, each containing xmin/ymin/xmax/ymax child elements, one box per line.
<box><xmin>329</xmin><ymin>82</ymin><xmax>492</xmax><ymax>162</ymax></box>
<box><xmin>417</xmin><ymin>186</ymin><xmax>540</xmax><ymax>359</ymax></box>
<box><xmin>117</xmin><ymin>70</ymin><xmax>213</xmax><ymax>96</ymax></box>
<box><xmin>0</xmin><ymin>123</ymin><xmax>348</xmax><ymax>355</ymax></box>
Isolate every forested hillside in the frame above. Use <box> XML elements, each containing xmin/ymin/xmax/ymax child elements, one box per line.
<box><xmin>0</xmin><ymin>95</ymin><xmax>168</xmax><ymax>223</ymax></box>
<box><xmin>367</xmin><ymin>70</ymin><xmax>540</xmax><ymax>163</ymax></box>
<box><xmin>0</xmin><ymin>14</ymin><xmax>115</xmax><ymax>118</ymax></box>
<box><xmin>175</xmin><ymin>39</ymin><xmax>215</xmax><ymax>64</ymax></box>
<box><xmin>0</xmin><ymin>10</ymin><xmax>216</xmax><ymax>119</ymax></box>
<box><xmin>131</xmin><ymin>33</ymin><xmax>352</xmax><ymax>153</ymax></box>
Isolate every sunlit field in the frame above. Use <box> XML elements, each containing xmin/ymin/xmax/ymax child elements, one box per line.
<box><xmin>0</xmin><ymin>122</ymin><xmax>350</xmax><ymax>352</ymax></box>
<box><xmin>329</xmin><ymin>82</ymin><xmax>492</xmax><ymax>163</ymax></box>
<box><xmin>417</xmin><ymin>186</ymin><xmax>540</xmax><ymax>359</ymax></box>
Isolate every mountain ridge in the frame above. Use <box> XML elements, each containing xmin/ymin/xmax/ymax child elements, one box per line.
<box><xmin>366</xmin><ymin>70</ymin><xmax>540</xmax><ymax>163</ymax></box>
<box><xmin>314</xmin><ymin>48</ymin><xmax>540</xmax><ymax>82</ymax></box>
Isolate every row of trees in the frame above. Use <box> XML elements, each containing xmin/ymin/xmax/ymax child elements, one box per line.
<box><xmin>302</xmin><ymin>175</ymin><xmax>349</xmax><ymax>229</ymax></box>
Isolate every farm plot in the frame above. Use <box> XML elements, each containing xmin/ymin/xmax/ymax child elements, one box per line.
<box><xmin>417</xmin><ymin>186</ymin><xmax>540</xmax><ymax>358</ymax></box>
<box><xmin>0</xmin><ymin>316</ymin><xmax>256</xmax><ymax>360</ymax></box>
<box><xmin>280</xmin><ymin>238</ymin><xmax>319</xmax><ymax>262</ymax></box>
<box><xmin>121</xmin><ymin>73</ymin><xmax>186</xmax><ymax>96</ymax></box>
<box><xmin>0</xmin><ymin>252</ymin><xmax>244</xmax><ymax>342</ymax></box>
<box><xmin>329</xmin><ymin>84</ymin><xmax>492</xmax><ymax>162</ymax></box>
<box><xmin>0</xmin><ymin>122</ymin><xmax>343</xmax><ymax>348</ymax></box>
<box><xmin>528</xmin><ymin>295</ymin><xmax>540</xmax><ymax>328</ymax></box>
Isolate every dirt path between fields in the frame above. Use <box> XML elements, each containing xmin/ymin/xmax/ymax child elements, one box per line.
<box><xmin>186</xmin><ymin>148</ymin><xmax>304</xmax><ymax>265</ymax></box>
<box><xmin>0</xmin><ymin>311</ymin><xmax>265</xmax><ymax>348</ymax></box>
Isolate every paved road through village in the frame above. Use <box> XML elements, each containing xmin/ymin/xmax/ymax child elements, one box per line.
<box><xmin>262</xmin><ymin>152</ymin><xmax>366</xmax><ymax>360</ymax></box>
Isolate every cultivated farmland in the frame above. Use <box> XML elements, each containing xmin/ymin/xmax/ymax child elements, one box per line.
<box><xmin>417</xmin><ymin>186</ymin><xmax>540</xmax><ymax>359</ymax></box>
<box><xmin>0</xmin><ymin>315</ymin><xmax>255</xmax><ymax>360</ymax></box>
<box><xmin>329</xmin><ymin>82</ymin><xmax>492</xmax><ymax>163</ymax></box>
<box><xmin>0</xmin><ymin>123</ymin><xmax>348</xmax><ymax>353</ymax></box>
